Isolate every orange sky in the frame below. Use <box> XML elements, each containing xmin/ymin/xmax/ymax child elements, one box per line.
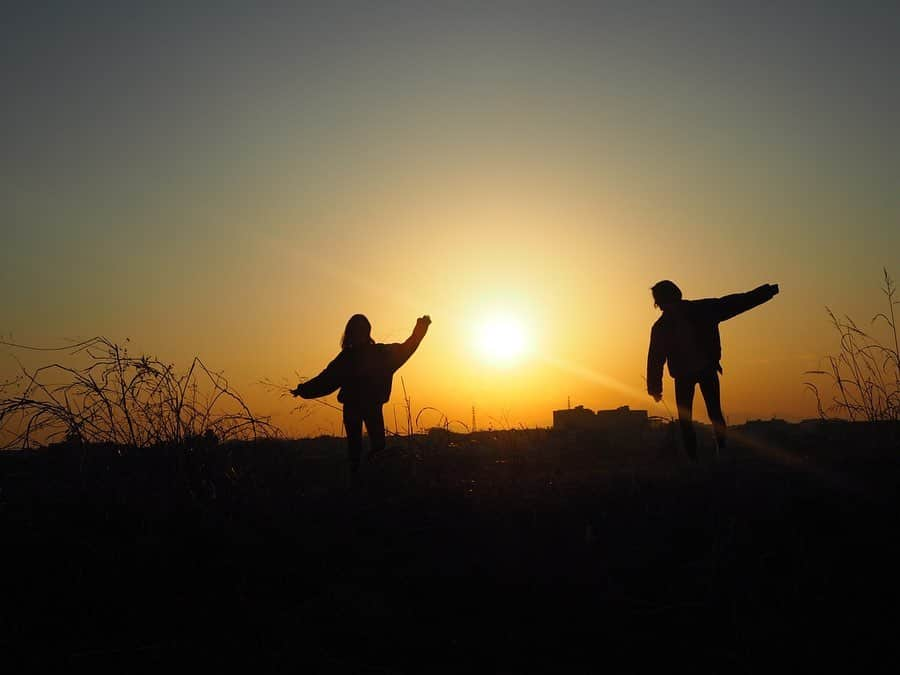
<box><xmin>3</xmin><ymin>5</ymin><xmax>899</xmax><ymax>437</ymax></box>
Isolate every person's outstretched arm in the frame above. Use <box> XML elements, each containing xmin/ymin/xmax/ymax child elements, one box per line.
<box><xmin>291</xmin><ymin>354</ymin><xmax>345</xmax><ymax>399</ymax></box>
<box><xmin>646</xmin><ymin>324</ymin><xmax>666</xmax><ymax>402</ymax></box>
<box><xmin>389</xmin><ymin>315</ymin><xmax>431</xmax><ymax>371</ymax></box>
<box><xmin>714</xmin><ymin>283</ymin><xmax>779</xmax><ymax>322</ymax></box>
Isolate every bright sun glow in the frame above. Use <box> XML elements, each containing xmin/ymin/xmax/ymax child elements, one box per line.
<box><xmin>475</xmin><ymin>315</ymin><xmax>529</xmax><ymax>365</ymax></box>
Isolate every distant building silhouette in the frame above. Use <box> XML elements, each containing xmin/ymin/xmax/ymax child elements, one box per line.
<box><xmin>553</xmin><ymin>404</ymin><xmax>648</xmax><ymax>433</ymax></box>
<box><xmin>553</xmin><ymin>405</ymin><xmax>596</xmax><ymax>431</ymax></box>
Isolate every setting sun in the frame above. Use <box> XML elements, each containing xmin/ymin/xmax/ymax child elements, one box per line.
<box><xmin>474</xmin><ymin>315</ymin><xmax>530</xmax><ymax>365</ymax></box>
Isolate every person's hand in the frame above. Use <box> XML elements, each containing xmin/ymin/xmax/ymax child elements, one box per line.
<box><xmin>290</xmin><ymin>385</ymin><xmax>302</xmax><ymax>398</ymax></box>
<box><xmin>416</xmin><ymin>315</ymin><xmax>432</xmax><ymax>330</ymax></box>
<box><xmin>650</xmin><ymin>392</ymin><xmax>662</xmax><ymax>403</ymax></box>
<box><xmin>771</xmin><ymin>283</ymin><xmax>779</xmax><ymax>295</ymax></box>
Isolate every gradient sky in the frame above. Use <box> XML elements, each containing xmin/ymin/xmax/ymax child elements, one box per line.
<box><xmin>3</xmin><ymin>2</ymin><xmax>899</xmax><ymax>436</ymax></box>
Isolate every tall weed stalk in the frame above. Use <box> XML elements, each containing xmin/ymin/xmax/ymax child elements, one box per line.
<box><xmin>0</xmin><ymin>336</ymin><xmax>279</xmax><ymax>449</ymax></box>
<box><xmin>805</xmin><ymin>269</ymin><xmax>900</xmax><ymax>422</ymax></box>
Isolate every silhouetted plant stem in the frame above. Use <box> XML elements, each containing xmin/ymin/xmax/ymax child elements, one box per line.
<box><xmin>805</xmin><ymin>269</ymin><xmax>900</xmax><ymax>422</ymax></box>
<box><xmin>0</xmin><ymin>336</ymin><xmax>279</xmax><ymax>449</ymax></box>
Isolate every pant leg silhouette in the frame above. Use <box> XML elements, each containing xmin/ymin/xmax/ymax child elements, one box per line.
<box><xmin>343</xmin><ymin>406</ymin><xmax>364</xmax><ymax>474</ymax></box>
<box><xmin>675</xmin><ymin>377</ymin><xmax>698</xmax><ymax>459</ymax></box>
<box><xmin>363</xmin><ymin>405</ymin><xmax>386</xmax><ymax>455</ymax></box>
<box><xmin>675</xmin><ymin>369</ymin><xmax>726</xmax><ymax>459</ymax></box>
<box><xmin>344</xmin><ymin>403</ymin><xmax>387</xmax><ymax>472</ymax></box>
<box><xmin>698</xmin><ymin>370</ymin><xmax>727</xmax><ymax>451</ymax></box>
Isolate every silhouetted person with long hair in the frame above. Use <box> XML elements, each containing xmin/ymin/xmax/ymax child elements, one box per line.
<box><xmin>647</xmin><ymin>281</ymin><xmax>779</xmax><ymax>460</ymax></box>
<box><xmin>292</xmin><ymin>314</ymin><xmax>431</xmax><ymax>477</ymax></box>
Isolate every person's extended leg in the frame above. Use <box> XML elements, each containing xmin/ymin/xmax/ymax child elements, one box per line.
<box><xmin>674</xmin><ymin>377</ymin><xmax>698</xmax><ymax>460</ymax></box>
<box><xmin>363</xmin><ymin>404</ymin><xmax>386</xmax><ymax>459</ymax></box>
<box><xmin>699</xmin><ymin>370</ymin><xmax>727</xmax><ymax>453</ymax></box>
<box><xmin>343</xmin><ymin>405</ymin><xmax>363</xmax><ymax>476</ymax></box>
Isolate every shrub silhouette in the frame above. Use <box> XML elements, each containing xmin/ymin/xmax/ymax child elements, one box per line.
<box><xmin>0</xmin><ymin>336</ymin><xmax>280</xmax><ymax>449</ymax></box>
<box><xmin>806</xmin><ymin>269</ymin><xmax>900</xmax><ymax>422</ymax></box>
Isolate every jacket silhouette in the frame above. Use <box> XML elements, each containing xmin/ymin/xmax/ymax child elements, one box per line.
<box><xmin>647</xmin><ymin>282</ymin><xmax>778</xmax><ymax>459</ymax></box>
<box><xmin>294</xmin><ymin>314</ymin><xmax>431</xmax><ymax>476</ymax></box>
<box><xmin>647</xmin><ymin>284</ymin><xmax>778</xmax><ymax>394</ymax></box>
<box><xmin>296</xmin><ymin>324</ymin><xmax>428</xmax><ymax>404</ymax></box>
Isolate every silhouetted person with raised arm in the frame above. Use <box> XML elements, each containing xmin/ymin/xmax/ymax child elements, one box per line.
<box><xmin>292</xmin><ymin>314</ymin><xmax>431</xmax><ymax>478</ymax></box>
<box><xmin>647</xmin><ymin>281</ymin><xmax>779</xmax><ymax>460</ymax></box>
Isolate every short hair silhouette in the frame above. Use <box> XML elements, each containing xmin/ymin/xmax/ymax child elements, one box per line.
<box><xmin>341</xmin><ymin>314</ymin><xmax>375</xmax><ymax>350</ymax></box>
<box><xmin>647</xmin><ymin>281</ymin><xmax>779</xmax><ymax>460</ymax></box>
<box><xmin>651</xmin><ymin>280</ymin><xmax>682</xmax><ymax>307</ymax></box>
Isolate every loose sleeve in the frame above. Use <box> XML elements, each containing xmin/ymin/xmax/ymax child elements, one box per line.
<box><xmin>646</xmin><ymin>324</ymin><xmax>666</xmax><ymax>397</ymax></box>
<box><xmin>296</xmin><ymin>354</ymin><xmax>344</xmax><ymax>399</ymax></box>
<box><xmin>387</xmin><ymin>323</ymin><xmax>428</xmax><ymax>372</ymax></box>
<box><xmin>714</xmin><ymin>284</ymin><xmax>778</xmax><ymax>322</ymax></box>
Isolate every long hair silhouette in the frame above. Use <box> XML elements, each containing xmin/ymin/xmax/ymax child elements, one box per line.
<box><xmin>294</xmin><ymin>314</ymin><xmax>431</xmax><ymax>480</ymax></box>
<box><xmin>341</xmin><ymin>314</ymin><xmax>376</xmax><ymax>350</ymax></box>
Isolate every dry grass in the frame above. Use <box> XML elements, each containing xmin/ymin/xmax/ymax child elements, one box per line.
<box><xmin>0</xmin><ymin>336</ymin><xmax>280</xmax><ymax>449</ymax></box>
<box><xmin>805</xmin><ymin>268</ymin><xmax>900</xmax><ymax>422</ymax></box>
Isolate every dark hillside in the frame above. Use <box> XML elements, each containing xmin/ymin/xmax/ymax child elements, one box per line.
<box><xmin>2</xmin><ymin>423</ymin><xmax>898</xmax><ymax>672</ymax></box>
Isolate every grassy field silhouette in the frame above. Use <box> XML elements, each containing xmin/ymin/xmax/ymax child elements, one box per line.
<box><xmin>3</xmin><ymin>421</ymin><xmax>898</xmax><ymax>672</ymax></box>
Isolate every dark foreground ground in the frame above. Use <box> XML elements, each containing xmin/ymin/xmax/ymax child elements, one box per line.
<box><xmin>2</xmin><ymin>422</ymin><xmax>899</xmax><ymax>673</ymax></box>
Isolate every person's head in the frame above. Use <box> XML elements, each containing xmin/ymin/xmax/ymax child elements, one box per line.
<box><xmin>342</xmin><ymin>314</ymin><xmax>375</xmax><ymax>349</ymax></box>
<box><xmin>651</xmin><ymin>280</ymin><xmax>682</xmax><ymax>310</ymax></box>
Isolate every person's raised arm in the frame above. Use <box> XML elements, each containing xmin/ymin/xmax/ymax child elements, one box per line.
<box><xmin>714</xmin><ymin>283</ymin><xmax>779</xmax><ymax>322</ymax></box>
<box><xmin>646</xmin><ymin>324</ymin><xmax>666</xmax><ymax>402</ymax></box>
<box><xmin>389</xmin><ymin>315</ymin><xmax>431</xmax><ymax>371</ymax></box>
<box><xmin>291</xmin><ymin>354</ymin><xmax>345</xmax><ymax>399</ymax></box>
